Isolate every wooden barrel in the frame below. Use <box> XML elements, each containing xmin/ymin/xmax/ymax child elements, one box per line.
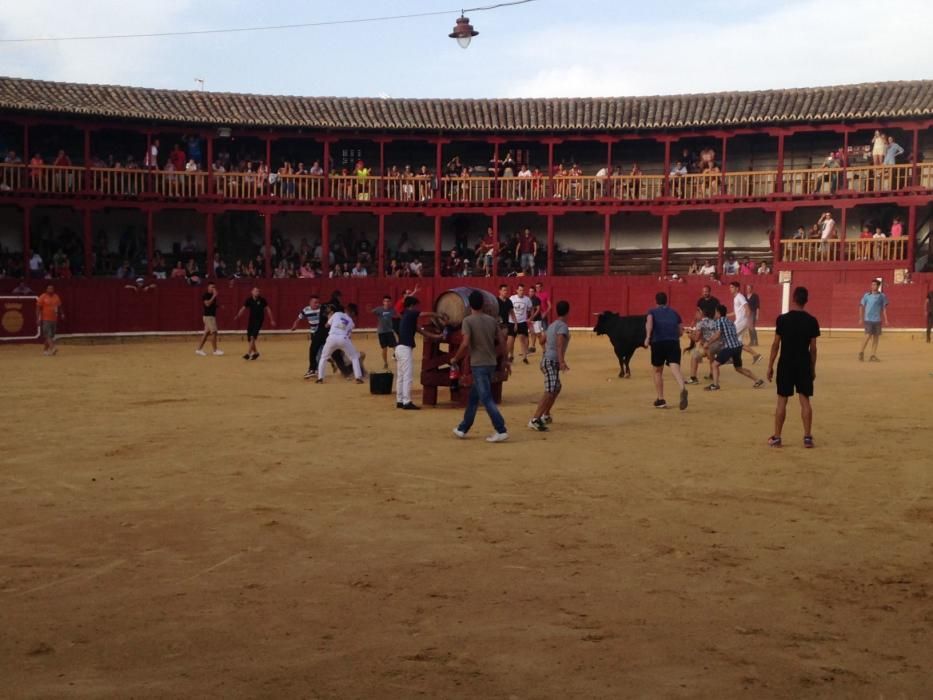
<box><xmin>434</xmin><ymin>287</ymin><xmax>499</xmax><ymax>327</ymax></box>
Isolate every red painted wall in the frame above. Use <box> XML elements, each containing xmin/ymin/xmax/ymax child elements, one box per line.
<box><xmin>1</xmin><ymin>274</ymin><xmax>930</xmax><ymax>336</ymax></box>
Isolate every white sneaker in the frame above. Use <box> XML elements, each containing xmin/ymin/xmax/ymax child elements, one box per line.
<box><xmin>486</xmin><ymin>432</ymin><xmax>509</xmax><ymax>443</ymax></box>
<box><xmin>212</xmin><ymin>349</ymin><xmax>224</xmax><ymax>356</ymax></box>
<box><xmin>452</xmin><ymin>428</ymin><xmax>467</xmax><ymax>439</ymax></box>
<box><xmin>195</xmin><ymin>349</ymin><xmax>207</xmax><ymax>356</ymax></box>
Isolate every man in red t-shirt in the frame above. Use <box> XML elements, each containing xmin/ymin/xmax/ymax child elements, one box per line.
<box><xmin>516</xmin><ymin>228</ymin><xmax>537</xmax><ymax>275</ymax></box>
<box><xmin>36</xmin><ymin>284</ymin><xmax>64</xmax><ymax>355</ymax></box>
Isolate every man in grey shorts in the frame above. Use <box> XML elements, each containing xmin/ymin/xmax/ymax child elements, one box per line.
<box><xmin>36</xmin><ymin>284</ymin><xmax>64</xmax><ymax>356</ymax></box>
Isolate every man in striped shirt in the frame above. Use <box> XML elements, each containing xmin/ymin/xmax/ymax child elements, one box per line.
<box><xmin>705</xmin><ymin>304</ymin><xmax>765</xmax><ymax>391</ymax></box>
<box><xmin>290</xmin><ymin>294</ymin><xmax>322</xmax><ymax>379</ymax></box>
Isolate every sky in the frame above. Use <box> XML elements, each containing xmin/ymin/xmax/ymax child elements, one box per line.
<box><xmin>1</xmin><ymin>0</ymin><xmax>931</xmax><ymax>99</ymax></box>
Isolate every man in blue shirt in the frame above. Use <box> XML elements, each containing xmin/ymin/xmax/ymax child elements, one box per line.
<box><xmin>705</xmin><ymin>305</ymin><xmax>765</xmax><ymax>391</ymax></box>
<box><xmin>644</xmin><ymin>292</ymin><xmax>687</xmax><ymax>410</ymax></box>
<box><xmin>858</xmin><ymin>279</ymin><xmax>889</xmax><ymax>362</ymax></box>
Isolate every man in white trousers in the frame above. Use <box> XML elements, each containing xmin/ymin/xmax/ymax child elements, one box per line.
<box><xmin>316</xmin><ymin>303</ymin><xmax>364</xmax><ymax>384</ymax></box>
<box><xmin>395</xmin><ymin>296</ymin><xmax>445</xmax><ymax>410</ymax></box>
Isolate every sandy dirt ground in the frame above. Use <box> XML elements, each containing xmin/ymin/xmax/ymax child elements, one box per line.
<box><xmin>2</xmin><ymin>329</ymin><xmax>932</xmax><ymax>699</ymax></box>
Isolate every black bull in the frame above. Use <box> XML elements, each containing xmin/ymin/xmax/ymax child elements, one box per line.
<box><xmin>593</xmin><ymin>312</ymin><xmax>647</xmax><ymax>378</ymax></box>
<box><xmin>593</xmin><ymin>311</ymin><xmax>695</xmax><ymax>377</ymax></box>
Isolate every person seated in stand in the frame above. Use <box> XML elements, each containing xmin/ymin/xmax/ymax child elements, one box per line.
<box><xmin>408</xmin><ymin>257</ymin><xmax>424</xmax><ymax>277</ymax></box>
<box><xmin>687</xmin><ymin>258</ymin><xmax>701</xmax><ymax>275</ymax></box>
<box><xmin>699</xmin><ymin>259</ymin><xmax>716</xmax><ymax>276</ymax></box>
<box><xmin>443</xmin><ymin>249</ymin><xmax>462</xmax><ymax>277</ymax></box>
<box><xmin>386</xmin><ymin>259</ymin><xmax>403</xmax><ymax>277</ymax></box>
<box><xmin>125</xmin><ymin>276</ymin><xmax>157</xmax><ymax>293</ymax></box>
<box><xmin>723</xmin><ymin>256</ymin><xmax>739</xmax><ymax>275</ymax></box>
<box><xmin>740</xmin><ymin>257</ymin><xmax>755</xmax><ymax>275</ymax></box>
<box><xmin>185</xmin><ymin>258</ymin><xmax>202</xmax><ymax>285</ymax></box>
<box><xmin>350</xmin><ymin>261</ymin><xmax>368</xmax><ymax>278</ymax></box>
<box><xmin>116</xmin><ymin>259</ymin><xmax>136</xmax><ymax>279</ymax></box>
<box><xmin>792</xmin><ymin>226</ymin><xmax>806</xmax><ymax>240</ymax></box>
<box><xmin>757</xmin><ymin>260</ymin><xmax>771</xmax><ymax>275</ymax></box>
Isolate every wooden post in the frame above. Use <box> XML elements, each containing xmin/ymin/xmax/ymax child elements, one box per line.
<box><xmin>603</xmin><ymin>213</ymin><xmax>611</xmax><ymax>276</ymax></box>
<box><xmin>907</xmin><ymin>204</ymin><xmax>917</xmax><ymax>271</ymax></box>
<box><xmin>660</xmin><ymin>214</ymin><xmax>670</xmax><ymax>276</ymax></box>
<box><xmin>22</xmin><ymin>205</ymin><xmax>31</xmax><ymax>275</ymax></box>
<box><xmin>145</xmin><ymin>132</ymin><xmax>152</xmax><ymax>194</ymax></box>
<box><xmin>773</xmin><ymin>210</ymin><xmax>783</xmax><ymax>263</ymax></box>
<box><xmin>491</xmin><ymin>214</ymin><xmax>499</xmax><ymax>277</ymax></box>
<box><xmin>378</xmin><ymin>139</ymin><xmax>386</xmax><ymax>200</ymax></box>
<box><xmin>377</xmin><ymin>213</ymin><xmax>385</xmax><ymax>278</ymax></box>
<box><xmin>206</xmin><ymin>135</ymin><xmax>215</xmax><ymax>196</ymax></box>
<box><xmin>720</xmin><ymin>135</ymin><xmax>728</xmax><ymax>195</ymax></box>
<box><xmin>492</xmin><ymin>142</ymin><xmax>499</xmax><ymax>201</ymax></box>
<box><xmin>434</xmin><ymin>215</ymin><xmax>442</xmax><ymax>278</ymax></box>
<box><xmin>83</xmin><ymin>128</ymin><xmax>92</xmax><ymax>193</ymax></box>
<box><xmin>323</xmin><ymin>139</ymin><xmax>331</xmax><ymax>198</ymax></box>
<box><xmin>22</xmin><ymin>123</ymin><xmax>29</xmax><ymax>166</ymax></box>
<box><xmin>775</xmin><ymin>133</ymin><xmax>785</xmax><ymax>194</ymax></box>
<box><xmin>205</xmin><ymin>212</ymin><xmax>215</xmax><ymax>277</ymax></box>
<box><xmin>83</xmin><ymin>207</ymin><xmax>92</xmax><ymax>277</ymax></box>
<box><xmin>839</xmin><ymin>207</ymin><xmax>848</xmax><ymax>262</ymax></box>
<box><xmin>546</xmin><ymin>214</ymin><xmax>555</xmax><ymax>277</ymax></box>
<box><xmin>662</xmin><ymin>139</ymin><xmax>672</xmax><ymax>196</ymax></box>
<box><xmin>841</xmin><ymin>130</ymin><xmax>849</xmax><ymax>191</ymax></box>
<box><xmin>146</xmin><ymin>208</ymin><xmax>154</xmax><ymax>275</ymax></box>
<box><xmin>547</xmin><ymin>140</ymin><xmax>555</xmax><ymax>197</ymax></box>
<box><xmin>263</xmin><ymin>212</ymin><xmax>272</xmax><ymax>278</ymax></box>
<box><xmin>717</xmin><ymin>211</ymin><xmax>726</xmax><ymax>272</ymax></box>
<box><xmin>321</xmin><ymin>214</ymin><xmax>330</xmax><ymax>277</ymax></box>
<box><xmin>911</xmin><ymin>128</ymin><xmax>920</xmax><ymax>188</ymax></box>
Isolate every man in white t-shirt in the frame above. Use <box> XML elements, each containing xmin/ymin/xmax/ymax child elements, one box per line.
<box><xmin>145</xmin><ymin>139</ymin><xmax>159</xmax><ymax>168</ymax></box>
<box><xmin>316</xmin><ymin>304</ymin><xmax>363</xmax><ymax>383</ymax></box>
<box><xmin>509</xmin><ymin>283</ymin><xmax>534</xmax><ymax>364</ymax></box>
<box><xmin>729</xmin><ymin>281</ymin><xmax>762</xmax><ymax>363</ymax></box>
<box><xmin>818</xmin><ymin>211</ymin><xmax>836</xmax><ymax>257</ymax></box>
<box><xmin>699</xmin><ymin>259</ymin><xmax>716</xmax><ymax>276</ymax></box>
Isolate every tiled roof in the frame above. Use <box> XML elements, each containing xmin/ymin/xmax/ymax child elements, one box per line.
<box><xmin>1</xmin><ymin>76</ymin><xmax>932</xmax><ymax>133</ymax></box>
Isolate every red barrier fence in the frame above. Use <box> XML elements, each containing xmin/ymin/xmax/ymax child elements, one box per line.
<box><xmin>1</xmin><ymin>274</ymin><xmax>930</xmax><ymax>338</ymax></box>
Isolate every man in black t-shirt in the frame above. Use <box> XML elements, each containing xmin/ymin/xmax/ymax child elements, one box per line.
<box><xmin>527</xmin><ymin>288</ymin><xmax>542</xmax><ymax>353</ymax></box>
<box><xmin>195</xmin><ymin>283</ymin><xmax>223</xmax><ymax>356</ymax></box>
<box><xmin>926</xmin><ymin>290</ymin><xmax>932</xmax><ymax>343</ymax></box>
<box><xmin>696</xmin><ymin>285</ymin><xmax>720</xmax><ymax>318</ymax></box>
<box><xmin>234</xmin><ymin>286</ymin><xmax>276</xmax><ymax>360</ymax></box>
<box><xmin>766</xmin><ymin>286</ymin><xmax>820</xmax><ymax>448</ymax></box>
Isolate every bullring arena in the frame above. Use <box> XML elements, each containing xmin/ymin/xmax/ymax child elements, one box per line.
<box><xmin>2</xmin><ymin>46</ymin><xmax>933</xmax><ymax>698</ymax></box>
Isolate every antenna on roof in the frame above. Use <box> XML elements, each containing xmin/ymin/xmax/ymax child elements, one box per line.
<box><xmin>194</xmin><ymin>78</ymin><xmax>205</xmax><ymax>91</ymax></box>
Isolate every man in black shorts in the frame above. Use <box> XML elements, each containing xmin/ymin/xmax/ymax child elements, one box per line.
<box><xmin>644</xmin><ymin>292</ymin><xmax>688</xmax><ymax>410</ymax></box>
<box><xmin>372</xmin><ymin>295</ymin><xmax>397</xmax><ymax>369</ymax></box>
<box><xmin>766</xmin><ymin>286</ymin><xmax>820</xmax><ymax>448</ymax></box>
<box><xmin>234</xmin><ymin>286</ymin><xmax>275</xmax><ymax>360</ymax></box>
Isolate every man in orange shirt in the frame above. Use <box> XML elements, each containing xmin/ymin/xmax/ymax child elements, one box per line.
<box><xmin>36</xmin><ymin>284</ymin><xmax>64</xmax><ymax>355</ymax></box>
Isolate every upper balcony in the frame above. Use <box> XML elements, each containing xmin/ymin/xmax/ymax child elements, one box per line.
<box><xmin>2</xmin><ymin>162</ymin><xmax>931</xmax><ymax>208</ymax></box>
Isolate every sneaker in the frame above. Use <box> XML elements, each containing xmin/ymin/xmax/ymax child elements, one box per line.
<box><xmin>355</xmin><ymin>378</ymin><xmax>365</xmax><ymax>384</ymax></box>
<box><xmin>486</xmin><ymin>432</ymin><xmax>509</xmax><ymax>443</ymax></box>
<box><xmin>685</xmin><ymin>376</ymin><xmax>699</xmax><ymax>385</ymax></box>
<box><xmin>527</xmin><ymin>418</ymin><xmax>548</xmax><ymax>432</ymax></box>
<box><xmin>752</xmin><ymin>354</ymin><xmax>762</xmax><ymax>365</ymax></box>
<box><xmin>869</xmin><ymin>355</ymin><xmax>880</xmax><ymax>362</ymax></box>
<box><xmin>803</xmin><ymin>435</ymin><xmax>815</xmax><ymax>448</ymax></box>
<box><xmin>383</xmin><ymin>363</ymin><xmax>389</xmax><ymax>370</ymax></box>
<box><xmin>402</xmin><ymin>402</ymin><xmax>420</xmax><ymax>410</ymax></box>
<box><xmin>703</xmin><ymin>374</ymin><xmax>712</xmax><ymax>380</ymax></box>
<box><xmin>541</xmin><ymin>415</ymin><xmax>552</xmax><ymax>424</ymax></box>
<box><xmin>50</xmin><ymin>347</ymin><xmax>58</xmax><ymax>355</ymax></box>
<box><xmin>195</xmin><ymin>349</ymin><xmax>207</xmax><ymax>356</ymax></box>
<box><xmin>243</xmin><ymin>353</ymin><xmax>251</xmax><ymax>360</ymax></box>
<box><xmin>315</xmin><ymin>379</ymin><xmax>323</xmax><ymax>384</ymax></box>
<box><xmin>304</xmin><ymin>371</ymin><xmax>315</xmax><ymax>379</ymax></box>
<box><xmin>250</xmin><ymin>353</ymin><xmax>260</xmax><ymax>361</ymax></box>
<box><xmin>753</xmin><ymin>379</ymin><xmax>765</xmax><ymax>388</ymax></box>
<box><xmin>653</xmin><ymin>399</ymin><xmax>667</xmax><ymax>409</ymax></box>
<box><xmin>522</xmin><ymin>358</ymin><xmax>529</xmax><ymax>365</ymax></box>
<box><xmin>704</xmin><ymin>384</ymin><xmax>720</xmax><ymax>391</ymax></box>
<box><xmin>452</xmin><ymin>428</ymin><xmax>467</xmax><ymax>439</ymax></box>
<box><xmin>396</xmin><ymin>402</ymin><xmax>404</xmax><ymax>408</ymax></box>
<box><xmin>858</xmin><ymin>352</ymin><xmax>864</xmax><ymax>361</ymax></box>
<box><xmin>767</xmin><ymin>435</ymin><xmax>782</xmax><ymax>448</ymax></box>
<box><xmin>528</xmin><ymin>347</ymin><xmax>537</xmax><ymax>354</ymax></box>
<box><xmin>679</xmin><ymin>388</ymin><xmax>688</xmax><ymax>410</ymax></box>
<box><xmin>212</xmin><ymin>350</ymin><xmax>224</xmax><ymax>356</ymax></box>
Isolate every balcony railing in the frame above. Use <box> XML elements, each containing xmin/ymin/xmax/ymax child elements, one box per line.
<box><xmin>781</xmin><ymin>237</ymin><xmax>907</xmax><ymax>263</ymax></box>
<box><xmin>1</xmin><ymin>162</ymin><xmax>929</xmax><ymax>205</ymax></box>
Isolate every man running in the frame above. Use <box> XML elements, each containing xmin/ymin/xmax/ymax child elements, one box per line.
<box><xmin>290</xmin><ymin>294</ymin><xmax>322</xmax><ymax>378</ymax></box>
<box><xmin>496</xmin><ymin>284</ymin><xmax>514</xmax><ymax>355</ymax></box>
<box><xmin>705</xmin><ymin>304</ymin><xmax>765</xmax><ymax>391</ymax></box>
<box><xmin>644</xmin><ymin>292</ymin><xmax>688</xmax><ymax>410</ymax></box>
<box><xmin>35</xmin><ymin>284</ymin><xmax>64</xmax><ymax>356</ymax></box>
<box><xmin>372</xmin><ymin>295</ymin><xmax>397</xmax><ymax>370</ymax></box>
<box><xmin>728</xmin><ymin>281</ymin><xmax>762</xmax><ymax>363</ymax></box>
<box><xmin>529</xmin><ymin>300</ymin><xmax>570</xmax><ymax>432</ymax></box>
<box><xmin>509</xmin><ymin>283</ymin><xmax>534</xmax><ymax>364</ymax></box>
<box><xmin>316</xmin><ymin>303</ymin><xmax>363</xmax><ymax>383</ymax></box>
<box><xmin>858</xmin><ymin>279</ymin><xmax>889</xmax><ymax>361</ymax></box>
<box><xmin>234</xmin><ymin>286</ymin><xmax>275</xmax><ymax>360</ymax></box>
<box><xmin>451</xmin><ymin>290</ymin><xmax>510</xmax><ymax>442</ymax></box>
<box><xmin>745</xmin><ymin>283</ymin><xmax>760</xmax><ymax>346</ymax></box>
<box><xmin>195</xmin><ymin>282</ymin><xmax>223</xmax><ymax>356</ymax></box>
<box><xmin>527</xmin><ymin>286</ymin><xmax>542</xmax><ymax>354</ymax></box>
<box><xmin>767</xmin><ymin>286</ymin><xmax>819</xmax><ymax>448</ymax></box>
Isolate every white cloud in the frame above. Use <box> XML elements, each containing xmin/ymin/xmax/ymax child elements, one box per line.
<box><xmin>0</xmin><ymin>0</ymin><xmax>194</xmax><ymax>87</ymax></box>
<box><xmin>505</xmin><ymin>0</ymin><xmax>933</xmax><ymax>97</ymax></box>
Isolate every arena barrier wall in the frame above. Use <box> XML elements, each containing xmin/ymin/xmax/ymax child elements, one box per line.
<box><xmin>0</xmin><ymin>273</ymin><xmax>930</xmax><ymax>338</ymax></box>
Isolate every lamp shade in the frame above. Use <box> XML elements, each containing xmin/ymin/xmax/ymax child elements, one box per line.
<box><xmin>449</xmin><ymin>15</ymin><xmax>479</xmax><ymax>48</ymax></box>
